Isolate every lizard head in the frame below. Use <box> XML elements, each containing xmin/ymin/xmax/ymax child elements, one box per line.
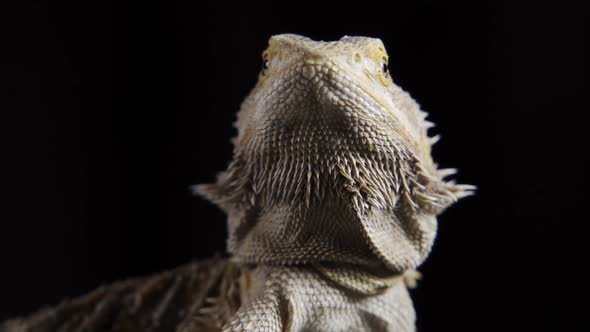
<box><xmin>197</xmin><ymin>34</ymin><xmax>474</xmax><ymax>272</ymax></box>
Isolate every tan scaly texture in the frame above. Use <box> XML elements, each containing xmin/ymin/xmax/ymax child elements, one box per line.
<box><xmin>0</xmin><ymin>34</ymin><xmax>473</xmax><ymax>332</ymax></box>
<box><xmin>198</xmin><ymin>34</ymin><xmax>472</xmax><ymax>273</ymax></box>
<box><xmin>196</xmin><ymin>34</ymin><xmax>473</xmax><ymax>331</ymax></box>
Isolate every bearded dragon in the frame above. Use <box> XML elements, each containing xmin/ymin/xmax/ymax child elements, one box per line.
<box><xmin>1</xmin><ymin>34</ymin><xmax>473</xmax><ymax>332</ymax></box>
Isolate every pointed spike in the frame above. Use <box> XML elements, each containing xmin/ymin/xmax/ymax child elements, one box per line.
<box><xmin>456</xmin><ymin>184</ymin><xmax>477</xmax><ymax>191</ymax></box>
<box><xmin>423</xmin><ymin>120</ymin><xmax>436</xmax><ymax>129</ymax></box>
<box><xmin>428</xmin><ymin>134</ymin><xmax>441</xmax><ymax>145</ymax></box>
<box><xmin>437</xmin><ymin>168</ymin><xmax>458</xmax><ymax>179</ymax></box>
<box><xmin>403</xmin><ymin>191</ymin><xmax>418</xmax><ymax>210</ymax></box>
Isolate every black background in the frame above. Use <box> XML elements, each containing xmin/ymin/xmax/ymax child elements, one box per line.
<box><xmin>1</xmin><ymin>1</ymin><xmax>587</xmax><ymax>331</ymax></box>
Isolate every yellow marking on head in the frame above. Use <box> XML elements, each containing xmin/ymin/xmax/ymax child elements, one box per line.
<box><xmin>363</xmin><ymin>42</ymin><xmax>387</xmax><ymax>62</ymax></box>
<box><xmin>362</xmin><ymin>42</ymin><xmax>392</xmax><ymax>86</ymax></box>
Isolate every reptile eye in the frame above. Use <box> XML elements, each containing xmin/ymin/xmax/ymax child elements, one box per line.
<box><xmin>258</xmin><ymin>53</ymin><xmax>272</xmax><ymax>83</ymax></box>
<box><xmin>377</xmin><ymin>57</ymin><xmax>392</xmax><ymax>86</ymax></box>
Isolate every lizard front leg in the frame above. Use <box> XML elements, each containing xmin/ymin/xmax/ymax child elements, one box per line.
<box><xmin>222</xmin><ymin>266</ymin><xmax>415</xmax><ymax>332</ymax></box>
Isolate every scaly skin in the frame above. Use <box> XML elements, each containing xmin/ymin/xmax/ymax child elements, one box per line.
<box><xmin>1</xmin><ymin>34</ymin><xmax>473</xmax><ymax>332</ymax></box>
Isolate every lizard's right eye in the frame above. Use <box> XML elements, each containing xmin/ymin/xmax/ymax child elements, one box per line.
<box><xmin>258</xmin><ymin>52</ymin><xmax>272</xmax><ymax>84</ymax></box>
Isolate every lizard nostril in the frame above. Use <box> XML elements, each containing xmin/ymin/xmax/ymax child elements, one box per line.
<box><xmin>354</xmin><ymin>53</ymin><xmax>362</xmax><ymax>63</ymax></box>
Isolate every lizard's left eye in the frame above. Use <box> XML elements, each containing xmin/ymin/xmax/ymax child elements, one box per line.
<box><xmin>377</xmin><ymin>57</ymin><xmax>392</xmax><ymax>86</ymax></box>
<box><xmin>381</xmin><ymin>58</ymin><xmax>389</xmax><ymax>76</ymax></box>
